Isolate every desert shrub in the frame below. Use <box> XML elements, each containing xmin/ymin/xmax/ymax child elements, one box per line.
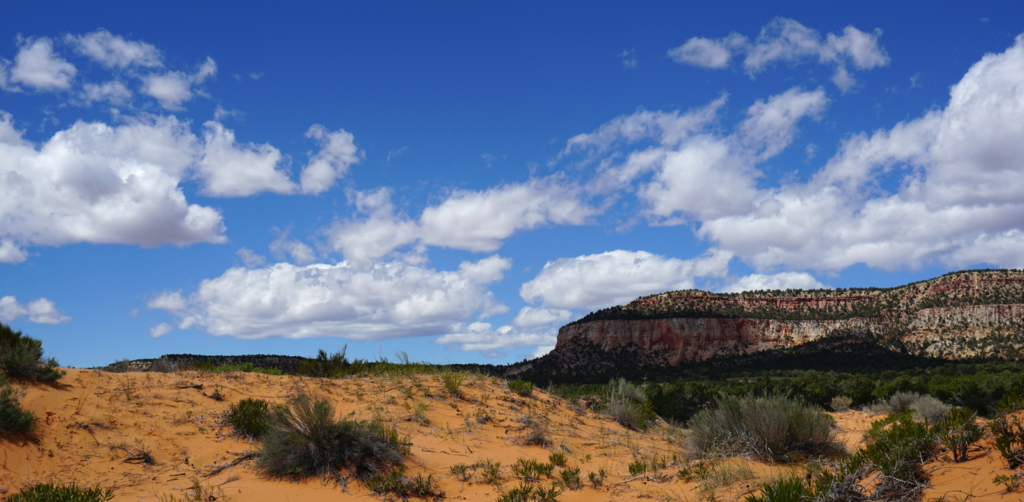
<box><xmin>628</xmin><ymin>459</ymin><xmax>646</xmax><ymax>476</ymax></box>
<box><xmin>297</xmin><ymin>348</ymin><xmax>348</xmax><ymax>378</ymax></box>
<box><xmin>744</xmin><ymin>476</ymin><xmax>811</xmax><ymax>502</ymax></box>
<box><xmin>688</xmin><ymin>394</ymin><xmax>842</xmax><ymax>462</ymax></box>
<box><xmin>441</xmin><ymin>370</ymin><xmax>465</xmax><ymax>398</ymax></box>
<box><xmin>910</xmin><ymin>395</ymin><xmax>950</xmax><ymax>422</ymax></box>
<box><xmin>7</xmin><ymin>483</ymin><xmax>114</xmax><ymax>502</ymax></box>
<box><xmin>367</xmin><ymin>468</ymin><xmax>444</xmax><ymax>500</ymax></box>
<box><xmin>937</xmin><ymin>407</ymin><xmax>984</xmax><ymax>462</ymax></box>
<box><xmin>226</xmin><ymin>398</ymin><xmax>273</xmax><ymax>439</ymax></box>
<box><xmin>535</xmin><ymin>484</ymin><xmax>561</xmax><ymax>502</ymax></box>
<box><xmin>508</xmin><ymin>378</ymin><xmax>534</xmax><ymax>397</ymax></box>
<box><xmin>148</xmin><ymin>356</ymin><xmax>179</xmax><ymax>373</ymax></box>
<box><xmin>830</xmin><ymin>395</ymin><xmax>853</xmax><ymax>412</ymax></box>
<box><xmin>605</xmin><ymin>377</ymin><xmax>656</xmax><ymax>430</ymax></box>
<box><xmin>0</xmin><ymin>323</ymin><xmax>64</xmax><ymax>382</ymax></box>
<box><xmin>258</xmin><ymin>393</ymin><xmax>408</xmax><ymax>479</ymax></box>
<box><xmin>862</xmin><ymin>411</ymin><xmax>938</xmax><ymax>483</ymax></box>
<box><xmin>888</xmin><ymin>391</ymin><xmax>925</xmax><ymax>414</ymax></box>
<box><xmin>991</xmin><ymin>413</ymin><xmax>1024</xmax><ymax>469</ymax></box>
<box><xmin>0</xmin><ymin>374</ymin><xmax>33</xmax><ymax>434</ymax></box>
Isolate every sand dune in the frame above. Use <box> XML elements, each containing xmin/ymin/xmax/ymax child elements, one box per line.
<box><xmin>0</xmin><ymin>369</ymin><xmax>1018</xmax><ymax>501</ymax></box>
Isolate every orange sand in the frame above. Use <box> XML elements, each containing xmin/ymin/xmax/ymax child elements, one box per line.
<box><xmin>0</xmin><ymin>369</ymin><xmax>1019</xmax><ymax>501</ymax></box>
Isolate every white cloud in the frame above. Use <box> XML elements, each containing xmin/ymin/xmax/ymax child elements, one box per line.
<box><xmin>435</xmin><ymin>322</ymin><xmax>556</xmax><ymax>354</ymax></box>
<box><xmin>67</xmin><ymin>30</ymin><xmax>162</xmax><ymax>68</ymax></box>
<box><xmin>722</xmin><ymin>272</ymin><xmax>827</xmax><ymax>293</ymax></box>
<box><xmin>326</xmin><ymin>177</ymin><xmax>595</xmax><ymax>266</ymax></box>
<box><xmin>300</xmin><ymin>125</ymin><xmax>361</xmax><ymax>195</ymax></box>
<box><xmin>667</xmin><ymin>35</ymin><xmax>743</xmax><ymax>69</ymax></box>
<box><xmin>149</xmin><ymin>256</ymin><xmax>511</xmax><ymax>340</ymax></box>
<box><xmin>197</xmin><ymin>121</ymin><xmax>293</xmax><ymax>197</ymax></box>
<box><xmin>0</xmin><ymin>112</ymin><xmax>226</xmax><ymax>262</ymax></box>
<box><xmin>511</xmin><ymin>306</ymin><xmax>572</xmax><ymax>328</ymax></box>
<box><xmin>693</xmin><ymin>34</ymin><xmax>1024</xmax><ymax>271</ymax></box>
<box><xmin>10</xmin><ymin>37</ymin><xmax>76</xmax><ymax>91</ymax></box>
<box><xmin>147</xmin><ymin>291</ymin><xmax>187</xmax><ymax>313</ymax></box>
<box><xmin>668</xmin><ymin>19</ymin><xmax>888</xmax><ymax>91</ymax></box>
<box><xmin>141</xmin><ymin>57</ymin><xmax>216</xmax><ymax>110</ymax></box>
<box><xmin>269</xmin><ymin>231</ymin><xmax>317</xmax><ymax>265</ymax></box>
<box><xmin>149</xmin><ymin>322</ymin><xmax>173</xmax><ymax>338</ymax></box>
<box><xmin>569</xmin><ymin>89</ymin><xmax>823</xmax><ymax>224</ymax></box>
<box><xmin>0</xmin><ymin>296</ymin><xmax>71</xmax><ymax>324</ymax></box>
<box><xmin>520</xmin><ymin>249</ymin><xmax>732</xmax><ymax>311</ymax></box>
<box><xmin>81</xmin><ymin>81</ymin><xmax>131</xmax><ymax>105</ymax></box>
<box><xmin>236</xmin><ymin>247</ymin><xmax>266</xmax><ymax>268</ymax></box>
<box><xmin>619</xmin><ymin>49</ymin><xmax>638</xmax><ymax>69</ymax></box>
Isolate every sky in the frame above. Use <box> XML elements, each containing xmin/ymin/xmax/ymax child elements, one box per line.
<box><xmin>1</xmin><ymin>2</ymin><xmax>1024</xmax><ymax>368</ymax></box>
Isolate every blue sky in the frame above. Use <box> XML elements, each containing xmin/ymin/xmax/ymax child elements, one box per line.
<box><xmin>2</xmin><ymin>2</ymin><xmax>1023</xmax><ymax>368</ymax></box>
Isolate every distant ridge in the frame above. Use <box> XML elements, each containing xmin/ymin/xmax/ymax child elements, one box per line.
<box><xmin>510</xmin><ymin>269</ymin><xmax>1024</xmax><ymax>383</ymax></box>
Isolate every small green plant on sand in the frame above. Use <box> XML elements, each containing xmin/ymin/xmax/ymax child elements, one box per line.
<box><xmin>226</xmin><ymin>398</ymin><xmax>273</xmax><ymax>439</ymax></box>
<box><xmin>8</xmin><ymin>483</ymin><xmax>115</xmax><ymax>502</ymax></box>
<box><xmin>441</xmin><ymin>369</ymin><xmax>466</xmax><ymax>398</ymax></box>
<box><xmin>508</xmin><ymin>378</ymin><xmax>534</xmax><ymax>397</ymax></box>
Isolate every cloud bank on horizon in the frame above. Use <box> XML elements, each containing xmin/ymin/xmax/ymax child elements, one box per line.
<box><xmin>2</xmin><ymin>14</ymin><xmax>1023</xmax><ymax>364</ymax></box>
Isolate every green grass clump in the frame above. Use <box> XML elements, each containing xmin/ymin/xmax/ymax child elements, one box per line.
<box><xmin>558</xmin><ymin>466</ymin><xmax>582</xmax><ymax>489</ymax></box>
<box><xmin>744</xmin><ymin>476</ymin><xmax>810</xmax><ymax>502</ymax></box>
<box><xmin>547</xmin><ymin>452</ymin><xmax>566</xmax><ymax>466</ymax></box>
<box><xmin>991</xmin><ymin>412</ymin><xmax>1024</xmax><ymax>469</ymax></box>
<box><xmin>257</xmin><ymin>393</ymin><xmax>409</xmax><ymax>479</ymax></box>
<box><xmin>512</xmin><ymin>458</ymin><xmax>554</xmax><ymax>481</ymax></box>
<box><xmin>298</xmin><ymin>348</ymin><xmax>349</xmax><ymax>378</ymax></box>
<box><xmin>226</xmin><ymin>398</ymin><xmax>273</xmax><ymax>439</ymax></box>
<box><xmin>0</xmin><ymin>374</ymin><xmax>33</xmax><ymax>434</ymax></box>
<box><xmin>7</xmin><ymin>483</ymin><xmax>115</xmax><ymax>502</ymax></box>
<box><xmin>508</xmin><ymin>378</ymin><xmax>534</xmax><ymax>397</ymax></box>
<box><xmin>688</xmin><ymin>394</ymin><xmax>842</xmax><ymax>462</ymax></box>
<box><xmin>367</xmin><ymin>468</ymin><xmax>444</xmax><ymax>500</ymax></box>
<box><xmin>605</xmin><ymin>377</ymin><xmax>656</xmax><ymax>431</ymax></box>
<box><xmin>628</xmin><ymin>459</ymin><xmax>647</xmax><ymax>476</ymax></box>
<box><xmin>441</xmin><ymin>369</ymin><xmax>465</xmax><ymax>398</ymax></box>
<box><xmin>0</xmin><ymin>323</ymin><xmax>64</xmax><ymax>382</ymax></box>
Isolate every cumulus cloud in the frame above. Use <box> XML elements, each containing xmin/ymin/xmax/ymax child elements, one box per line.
<box><xmin>569</xmin><ymin>89</ymin><xmax>824</xmax><ymax>224</ymax></box>
<box><xmin>81</xmin><ymin>80</ymin><xmax>131</xmax><ymax>105</ymax></box>
<box><xmin>326</xmin><ymin>177</ymin><xmax>595</xmax><ymax>266</ymax></box>
<box><xmin>667</xmin><ymin>35</ymin><xmax>744</xmax><ymax>69</ymax></box>
<box><xmin>0</xmin><ymin>296</ymin><xmax>71</xmax><ymax>324</ymax></box>
<box><xmin>722</xmin><ymin>272</ymin><xmax>827</xmax><ymax>293</ymax></box>
<box><xmin>697</xmin><ymin>35</ymin><xmax>1024</xmax><ymax>271</ymax></box>
<box><xmin>9</xmin><ymin>37</ymin><xmax>76</xmax><ymax>91</ymax></box>
<box><xmin>149</xmin><ymin>322</ymin><xmax>173</xmax><ymax>338</ymax></box>
<box><xmin>148</xmin><ymin>257</ymin><xmax>511</xmax><ymax>340</ymax></box>
<box><xmin>236</xmin><ymin>248</ymin><xmax>267</xmax><ymax>268</ymax></box>
<box><xmin>511</xmin><ymin>306</ymin><xmax>572</xmax><ymax>328</ymax></box>
<box><xmin>197</xmin><ymin>121</ymin><xmax>292</xmax><ymax>197</ymax></box>
<box><xmin>141</xmin><ymin>57</ymin><xmax>216</xmax><ymax>110</ymax></box>
<box><xmin>520</xmin><ymin>249</ymin><xmax>732</xmax><ymax>311</ymax></box>
<box><xmin>435</xmin><ymin>322</ymin><xmax>556</xmax><ymax>354</ymax></box>
<box><xmin>668</xmin><ymin>18</ymin><xmax>888</xmax><ymax>91</ymax></box>
<box><xmin>269</xmin><ymin>231</ymin><xmax>317</xmax><ymax>265</ymax></box>
<box><xmin>0</xmin><ymin>112</ymin><xmax>227</xmax><ymax>262</ymax></box>
<box><xmin>300</xmin><ymin>124</ymin><xmax>361</xmax><ymax>195</ymax></box>
<box><xmin>67</xmin><ymin>30</ymin><xmax>162</xmax><ymax>68</ymax></box>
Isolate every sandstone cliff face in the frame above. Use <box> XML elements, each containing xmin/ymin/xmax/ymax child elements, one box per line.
<box><xmin>556</xmin><ymin>317</ymin><xmax>886</xmax><ymax>365</ymax></box>
<box><xmin>551</xmin><ymin>270</ymin><xmax>1024</xmax><ymax>368</ymax></box>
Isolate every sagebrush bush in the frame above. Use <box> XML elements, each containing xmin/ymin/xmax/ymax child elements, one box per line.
<box><xmin>830</xmin><ymin>395</ymin><xmax>853</xmax><ymax>412</ymax></box>
<box><xmin>605</xmin><ymin>377</ymin><xmax>656</xmax><ymax>430</ymax></box>
<box><xmin>910</xmin><ymin>395</ymin><xmax>950</xmax><ymax>423</ymax></box>
<box><xmin>7</xmin><ymin>483</ymin><xmax>114</xmax><ymax>502</ymax></box>
<box><xmin>226</xmin><ymin>398</ymin><xmax>273</xmax><ymax>439</ymax></box>
<box><xmin>0</xmin><ymin>323</ymin><xmax>64</xmax><ymax>382</ymax></box>
<box><xmin>0</xmin><ymin>374</ymin><xmax>33</xmax><ymax>434</ymax></box>
<box><xmin>508</xmin><ymin>378</ymin><xmax>534</xmax><ymax>397</ymax></box>
<box><xmin>688</xmin><ymin>394</ymin><xmax>842</xmax><ymax>462</ymax></box>
<box><xmin>148</xmin><ymin>356</ymin><xmax>179</xmax><ymax>373</ymax></box>
<box><xmin>258</xmin><ymin>393</ymin><xmax>408</xmax><ymax>479</ymax></box>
